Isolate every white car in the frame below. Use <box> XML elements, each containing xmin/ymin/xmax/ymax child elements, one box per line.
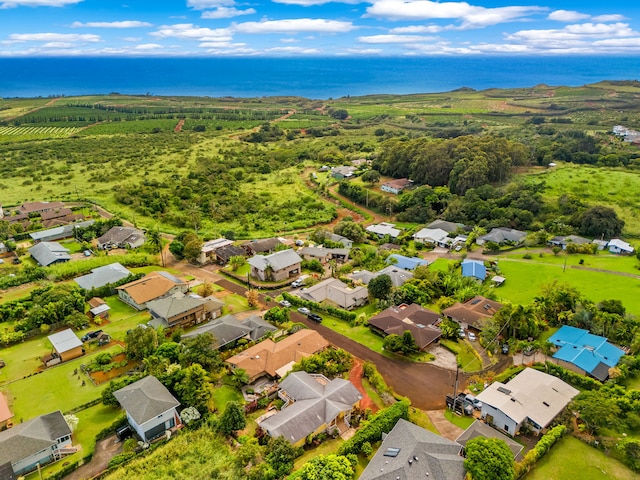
<box><xmin>297</xmin><ymin>307</ymin><xmax>310</xmax><ymax>315</ymax></box>
<box><xmin>468</xmin><ymin>332</ymin><xmax>477</xmax><ymax>341</ymax></box>
<box><xmin>279</xmin><ymin>300</ymin><xmax>292</xmax><ymax>308</ymax></box>
<box><xmin>291</xmin><ymin>279</ymin><xmax>303</xmax><ymax>288</ymax></box>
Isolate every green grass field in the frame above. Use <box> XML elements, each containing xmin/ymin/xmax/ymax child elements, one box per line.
<box><xmin>525</xmin><ymin>436</ymin><xmax>636</xmax><ymax>480</ymax></box>
<box><xmin>440</xmin><ymin>339</ymin><xmax>483</xmax><ymax>372</ymax></box>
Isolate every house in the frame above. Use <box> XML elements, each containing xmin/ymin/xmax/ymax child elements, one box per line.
<box><xmin>248</xmin><ymin>248</ymin><xmax>302</xmax><ymax>282</ymax></box>
<box><xmin>326</xmin><ymin>233</ymin><xmax>353</xmax><ymax>248</ymax></box>
<box><xmin>386</xmin><ymin>253</ymin><xmax>429</xmax><ymax>271</ymax></box>
<box><xmin>198</xmin><ymin>238</ymin><xmax>235</xmax><ymax>265</ymax></box>
<box><xmin>97</xmin><ymin>226</ymin><xmax>145</xmax><ymax>250</ymax></box>
<box><xmin>226</xmin><ymin>329</ymin><xmax>329</xmax><ymax>383</ymax></box>
<box><xmin>367</xmin><ymin>303</ymin><xmax>442</xmax><ymax>351</ymax></box>
<box><xmin>43</xmin><ymin>329</ymin><xmax>83</xmax><ymax>367</ymax></box>
<box><xmin>379</xmin><ymin>242</ymin><xmax>402</xmax><ymax>251</ymax></box>
<box><xmin>608</xmin><ymin>238</ymin><xmax>634</xmax><ymax>254</ymax></box>
<box><xmin>28</xmin><ymin>242</ymin><xmax>71</xmax><ymax>267</ymax></box>
<box><xmin>182</xmin><ymin>313</ymin><xmax>277</xmax><ymax>351</ymax></box>
<box><xmin>39</xmin><ymin>207</ymin><xmax>73</xmax><ymax>222</ymax></box>
<box><xmin>547</xmin><ymin>325</ymin><xmax>625</xmax><ymax>381</ymax></box>
<box><xmin>214</xmin><ymin>244</ymin><xmax>246</xmax><ymax>265</ymax></box>
<box><xmin>17</xmin><ymin>201</ymin><xmax>65</xmax><ymax>215</ymax></box>
<box><xmin>476</xmin><ymin>227</ymin><xmax>526</xmax><ymax>246</ymax></box>
<box><xmin>592</xmin><ymin>239</ymin><xmax>608</xmax><ymax>251</ymax></box>
<box><xmin>147</xmin><ymin>293</ymin><xmax>223</xmax><ymax>329</ymax></box>
<box><xmin>87</xmin><ymin>297</ymin><xmax>110</xmax><ymax>321</ymax></box>
<box><xmin>456</xmin><ymin>420</ymin><xmax>523</xmax><ymax>459</ymax></box>
<box><xmin>413</xmin><ymin>227</ymin><xmax>450</xmax><ymax>246</ymax></box>
<box><xmin>298</xmin><ymin>246</ymin><xmax>350</xmax><ymax>264</ymax></box>
<box><xmin>548</xmin><ymin>235</ymin><xmax>591</xmax><ymax>250</ymax></box>
<box><xmin>442</xmin><ymin>295</ymin><xmax>503</xmax><ymax>331</ymax></box>
<box><xmin>330</xmin><ymin>165</ymin><xmax>357</xmax><ymax>180</ymax></box>
<box><xmin>476</xmin><ymin>368</ymin><xmax>579</xmax><ymax>435</ymax></box>
<box><xmin>295</xmin><ymin>278</ymin><xmax>368</xmax><ymax>310</ymax></box>
<box><xmin>351</xmin><ymin>265</ymin><xmax>414</xmax><ymax>287</ymax></box>
<box><xmin>0</xmin><ymin>242</ymin><xmax>7</xmax><ymax>255</ymax></box>
<box><xmin>116</xmin><ymin>271</ymin><xmax>188</xmax><ymax>310</ymax></box>
<box><xmin>242</xmin><ymin>238</ymin><xmax>282</xmax><ymax>256</ymax></box>
<box><xmin>427</xmin><ymin>220</ymin><xmax>465</xmax><ymax>234</ymax></box>
<box><xmin>74</xmin><ymin>262</ymin><xmax>132</xmax><ymax>291</ymax></box>
<box><xmin>113</xmin><ymin>376</ymin><xmax>181</xmax><ymax>443</ymax></box>
<box><xmin>381</xmin><ymin>178</ymin><xmax>413</xmax><ymax>194</ymax></box>
<box><xmin>360</xmin><ymin>418</ymin><xmax>466</xmax><ymax>480</ymax></box>
<box><xmin>491</xmin><ymin>275</ymin><xmax>506</xmax><ymax>287</ymax></box>
<box><xmin>0</xmin><ymin>410</ymin><xmax>73</xmax><ymax>477</ymax></box>
<box><xmin>29</xmin><ymin>220</ymin><xmax>95</xmax><ymax>243</ymax></box>
<box><xmin>0</xmin><ymin>393</ymin><xmax>13</xmax><ymax>430</ymax></box>
<box><xmin>366</xmin><ymin>222</ymin><xmax>401</xmax><ymax>240</ymax></box>
<box><xmin>258</xmin><ymin>371</ymin><xmax>361</xmax><ymax>446</ymax></box>
<box><xmin>461</xmin><ymin>259</ymin><xmax>486</xmax><ymax>281</ymax></box>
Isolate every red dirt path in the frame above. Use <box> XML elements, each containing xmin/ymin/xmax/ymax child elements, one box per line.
<box><xmin>174</xmin><ymin>118</ymin><xmax>185</xmax><ymax>132</ymax></box>
<box><xmin>349</xmin><ymin>358</ymin><xmax>379</xmax><ymax>413</ymax></box>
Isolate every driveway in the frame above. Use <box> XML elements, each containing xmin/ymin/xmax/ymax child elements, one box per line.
<box><xmin>64</xmin><ymin>434</ymin><xmax>122</xmax><ymax>480</ymax></box>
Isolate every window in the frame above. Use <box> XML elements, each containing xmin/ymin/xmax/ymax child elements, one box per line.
<box><xmin>504</xmin><ymin>425</ymin><xmax>509</xmax><ymax>432</ymax></box>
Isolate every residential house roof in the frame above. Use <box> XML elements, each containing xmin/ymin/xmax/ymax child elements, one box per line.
<box><xmin>74</xmin><ymin>262</ymin><xmax>132</xmax><ymax>290</ymax></box>
<box><xmin>352</xmin><ymin>265</ymin><xmax>414</xmax><ymax>287</ymax></box>
<box><xmin>90</xmin><ymin>304</ymin><xmax>111</xmax><ymax>316</ymax></box>
<box><xmin>201</xmin><ymin>238</ymin><xmax>234</xmax><ymax>254</ymax></box>
<box><xmin>478</xmin><ymin>227</ymin><xmax>526</xmax><ymax>244</ymax></box>
<box><xmin>413</xmin><ymin>227</ymin><xmax>450</xmax><ymax>244</ymax></box>
<box><xmin>0</xmin><ymin>411</ymin><xmax>71</xmax><ymax>468</ymax></box>
<box><xmin>116</xmin><ymin>271</ymin><xmax>187</xmax><ymax>306</ymax></box>
<box><xmin>299</xmin><ymin>246</ymin><xmax>350</xmax><ymax>261</ymax></box>
<box><xmin>215</xmin><ymin>244</ymin><xmax>246</xmax><ymax>263</ymax></box>
<box><xmin>259</xmin><ymin>372</ymin><xmax>361</xmax><ymax>445</ymax></box>
<box><xmin>88</xmin><ymin>297</ymin><xmax>106</xmax><ymax>309</ymax></box>
<box><xmin>382</xmin><ymin>178</ymin><xmax>413</xmax><ymax>191</ymax></box>
<box><xmin>386</xmin><ymin>254</ymin><xmax>429</xmax><ymax>271</ymax></box>
<box><xmin>29</xmin><ymin>220</ymin><xmax>95</xmax><ymax>242</ymax></box>
<box><xmin>226</xmin><ymin>330</ymin><xmax>329</xmax><ymax>381</ymax></box>
<box><xmin>442</xmin><ymin>295</ymin><xmax>503</xmax><ymax>330</ymax></box>
<box><xmin>326</xmin><ymin>233</ymin><xmax>352</xmax><ymax>247</ymax></box>
<box><xmin>147</xmin><ymin>293</ymin><xmax>205</xmax><ymax>328</ymax></box>
<box><xmin>609</xmin><ymin>238</ymin><xmax>634</xmax><ymax>253</ymax></box>
<box><xmin>331</xmin><ymin>166</ymin><xmax>356</xmax><ymax>177</ymax></box>
<box><xmin>366</xmin><ymin>222</ymin><xmax>401</xmax><ymax>239</ymax></box>
<box><xmin>549</xmin><ymin>235</ymin><xmax>591</xmax><ymax>247</ymax></box>
<box><xmin>48</xmin><ymin>329</ymin><xmax>82</xmax><ymax>354</ymax></box>
<box><xmin>379</xmin><ymin>242</ymin><xmax>401</xmax><ymax>251</ymax></box>
<box><xmin>456</xmin><ymin>420</ymin><xmax>523</xmax><ymax>459</ymax></box>
<box><xmin>359</xmin><ymin>418</ymin><xmax>465</xmax><ymax>480</ymax></box>
<box><xmin>548</xmin><ymin>325</ymin><xmax>625</xmax><ymax>381</ymax></box>
<box><xmin>368</xmin><ymin>303</ymin><xmax>442</xmax><ymax>350</ymax></box>
<box><xmin>182</xmin><ymin>313</ymin><xmax>276</xmax><ymax>349</ymax></box>
<box><xmin>39</xmin><ymin>207</ymin><xmax>73</xmax><ymax>221</ymax></box>
<box><xmin>461</xmin><ymin>259</ymin><xmax>487</xmax><ymax>281</ymax></box>
<box><xmin>97</xmin><ymin>226</ymin><xmax>145</xmax><ymax>248</ymax></box>
<box><xmin>0</xmin><ymin>393</ymin><xmax>13</xmax><ymax>424</ymax></box>
<box><xmin>296</xmin><ymin>278</ymin><xmax>368</xmax><ymax>310</ymax></box>
<box><xmin>427</xmin><ymin>220</ymin><xmax>465</xmax><ymax>233</ymax></box>
<box><xmin>113</xmin><ymin>376</ymin><xmax>180</xmax><ymax>426</ymax></box>
<box><xmin>243</xmin><ymin>238</ymin><xmax>282</xmax><ymax>254</ymax></box>
<box><xmin>248</xmin><ymin>248</ymin><xmax>302</xmax><ymax>272</ymax></box>
<box><xmin>17</xmin><ymin>201</ymin><xmax>65</xmax><ymax>214</ymax></box>
<box><xmin>28</xmin><ymin>241</ymin><xmax>71</xmax><ymax>267</ymax></box>
<box><xmin>476</xmin><ymin>368</ymin><xmax>579</xmax><ymax>430</ymax></box>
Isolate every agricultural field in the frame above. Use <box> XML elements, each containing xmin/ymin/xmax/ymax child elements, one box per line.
<box><xmin>0</xmin><ymin>125</ymin><xmax>82</xmax><ymax>140</ymax></box>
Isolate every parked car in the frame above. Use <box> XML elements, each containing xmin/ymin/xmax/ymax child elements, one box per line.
<box><xmin>467</xmin><ymin>332</ymin><xmax>477</xmax><ymax>341</ymax></box>
<box><xmin>295</xmin><ymin>240</ymin><xmax>304</xmax><ymax>247</ymax></box>
<box><xmin>307</xmin><ymin>313</ymin><xmax>322</xmax><ymax>323</ymax></box>
<box><xmin>12</xmin><ymin>257</ymin><xmax>21</xmax><ymax>264</ymax></box>
<box><xmin>455</xmin><ymin>245</ymin><xmax>463</xmax><ymax>252</ymax></box>
<box><xmin>458</xmin><ymin>328</ymin><xmax>466</xmax><ymax>339</ymax></box>
<box><xmin>446</xmin><ymin>394</ymin><xmax>473</xmax><ymax>416</ymax></box>
<box><xmin>501</xmin><ymin>343</ymin><xmax>509</xmax><ymax>354</ymax></box>
<box><xmin>291</xmin><ymin>279</ymin><xmax>304</xmax><ymax>288</ymax></box>
<box><xmin>81</xmin><ymin>329</ymin><xmax>103</xmax><ymax>342</ymax></box>
<box><xmin>297</xmin><ymin>307</ymin><xmax>310</xmax><ymax>315</ymax></box>
<box><xmin>279</xmin><ymin>300</ymin><xmax>292</xmax><ymax>308</ymax></box>
<box><xmin>83</xmin><ymin>250</ymin><xmax>92</xmax><ymax>257</ymax></box>
<box><xmin>465</xmin><ymin>394</ymin><xmax>483</xmax><ymax>411</ymax></box>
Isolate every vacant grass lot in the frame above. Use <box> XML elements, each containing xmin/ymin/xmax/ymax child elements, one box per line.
<box><xmin>440</xmin><ymin>339</ymin><xmax>483</xmax><ymax>373</ymax></box>
<box><xmin>525</xmin><ymin>436</ymin><xmax>636</xmax><ymax>480</ymax></box>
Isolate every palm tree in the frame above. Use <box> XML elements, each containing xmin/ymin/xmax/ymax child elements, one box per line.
<box><xmin>147</xmin><ymin>228</ymin><xmax>164</xmax><ymax>267</ymax></box>
<box><xmin>230</xmin><ymin>368</ymin><xmax>250</xmax><ymax>388</ymax></box>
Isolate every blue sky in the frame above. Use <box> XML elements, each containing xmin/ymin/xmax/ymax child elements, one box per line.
<box><xmin>0</xmin><ymin>0</ymin><xmax>638</xmax><ymax>57</ymax></box>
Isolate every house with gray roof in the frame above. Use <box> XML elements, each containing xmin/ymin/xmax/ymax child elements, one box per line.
<box><xmin>242</xmin><ymin>237</ymin><xmax>282</xmax><ymax>256</ymax></box>
<box><xmin>29</xmin><ymin>242</ymin><xmax>71</xmax><ymax>267</ymax></box>
<box><xmin>74</xmin><ymin>262</ymin><xmax>132</xmax><ymax>291</ymax></box>
<box><xmin>360</xmin><ymin>418</ymin><xmax>465</xmax><ymax>480</ymax></box>
<box><xmin>548</xmin><ymin>235</ymin><xmax>591</xmax><ymax>250</ymax></box>
<box><xmin>147</xmin><ymin>293</ymin><xmax>222</xmax><ymax>329</ymax></box>
<box><xmin>456</xmin><ymin>420</ymin><xmax>523</xmax><ymax>459</ymax></box>
<box><xmin>0</xmin><ymin>410</ymin><xmax>73</xmax><ymax>477</ymax></box>
<box><xmin>113</xmin><ymin>376</ymin><xmax>181</xmax><ymax>443</ymax></box>
<box><xmin>248</xmin><ymin>248</ymin><xmax>302</xmax><ymax>282</ymax></box>
<box><xmin>29</xmin><ymin>220</ymin><xmax>95</xmax><ymax>243</ymax></box>
<box><xmin>97</xmin><ymin>226</ymin><xmax>145</xmax><ymax>250</ymax></box>
<box><xmin>476</xmin><ymin>227</ymin><xmax>526</xmax><ymax>246</ymax></box>
<box><xmin>367</xmin><ymin>303</ymin><xmax>442</xmax><ymax>351</ymax></box>
<box><xmin>366</xmin><ymin>222</ymin><xmax>401</xmax><ymax>240</ymax></box>
<box><xmin>351</xmin><ymin>265</ymin><xmax>414</xmax><ymax>287</ymax></box>
<box><xmin>327</xmin><ymin>233</ymin><xmax>353</xmax><ymax>248</ymax></box>
<box><xmin>296</xmin><ymin>278</ymin><xmax>368</xmax><ymax>310</ymax></box>
<box><xmin>182</xmin><ymin>313</ymin><xmax>276</xmax><ymax>350</ymax></box>
<box><xmin>298</xmin><ymin>246</ymin><xmax>350</xmax><ymax>264</ymax></box>
<box><xmin>44</xmin><ymin>329</ymin><xmax>84</xmax><ymax>366</ymax></box>
<box><xmin>258</xmin><ymin>371</ymin><xmax>361</xmax><ymax>446</ymax></box>
<box><xmin>427</xmin><ymin>220</ymin><xmax>465</xmax><ymax>234</ymax></box>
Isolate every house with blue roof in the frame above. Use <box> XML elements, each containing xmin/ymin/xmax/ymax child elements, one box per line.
<box><xmin>548</xmin><ymin>325</ymin><xmax>625</xmax><ymax>381</ymax></box>
<box><xmin>385</xmin><ymin>254</ymin><xmax>428</xmax><ymax>271</ymax></box>
<box><xmin>461</xmin><ymin>259</ymin><xmax>486</xmax><ymax>281</ymax></box>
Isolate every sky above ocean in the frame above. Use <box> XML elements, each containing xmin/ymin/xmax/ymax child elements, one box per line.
<box><xmin>1</xmin><ymin>1</ymin><xmax>640</xmax><ymax>57</ymax></box>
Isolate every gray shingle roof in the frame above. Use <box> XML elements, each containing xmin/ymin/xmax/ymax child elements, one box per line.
<box><xmin>248</xmin><ymin>249</ymin><xmax>302</xmax><ymax>272</ymax></box>
<box><xmin>74</xmin><ymin>262</ymin><xmax>132</xmax><ymax>290</ymax></box>
<box><xmin>29</xmin><ymin>220</ymin><xmax>95</xmax><ymax>242</ymax></box>
<box><xmin>48</xmin><ymin>329</ymin><xmax>82</xmax><ymax>354</ymax></box>
<box><xmin>0</xmin><ymin>411</ymin><xmax>71</xmax><ymax>467</ymax></box>
<box><xmin>182</xmin><ymin>314</ymin><xmax>254</xmax><ymax>348</ymax></box>
<box><xmin>455</xmin><ymin>420</ymin><xmax>523</xmax><ymax>459</ymax></box>
<box><xmin>146</xmin><ymin>294</ymin><xmax>204</xmax><ymax>325</ymax></box>
<box><xmin>29</xmin><ymin>242</ymin><xmax>71</xmax><ymax>267</ymax></box>
<box><xmin>97</xmin><ymin>226</ymin><xmax>145</xmax><ymax>247</ymax></box>
<box><xmin>113</xmin><ymin>376</ymin><xmax>180</xmax><ymax>425</ymax></box>
<box><xmin>360</xmin><ymin>418</ymin><xmax>465</xmax><ymax>480</ymax></box>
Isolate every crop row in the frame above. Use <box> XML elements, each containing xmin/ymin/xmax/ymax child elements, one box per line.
<box><xmin>0</xmin><ymin>126</ymin><xmax>82</xmax><ymax>137</ymax></box>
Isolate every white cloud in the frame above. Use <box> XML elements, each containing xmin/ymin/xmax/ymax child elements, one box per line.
<box><xmin>0</xmin><ymin>0</ymin><xmax>82</xmax><ymax>8</ymax></box>
<box><xmin>507</xmin><ymin>22</ymin><xmax>638</xmax><ymax>45</ymax></box>
<box><xmin>71</xmin><ymin>21</ymin><xmax>152</xmax><ymax>28</ymax></box>
<box><xmin>151</xmin><ymin>23</ymin><xmax>231</xmax><ymax>41</ymax></box>
<box><xmin>358</xmin><ymin>34</ymin><xmax>435</xmax><ymax>43</ymax></box>
<box><xmin>41</xmin><ymin>42</ymin><xmax>75</xmax><ymax>48</ymax></box>
<box><xmin>233</xmin><ymin>18</ymin><xmax>354</xmax><ymax>34</ymax></box>
<box><xmin>280</xmin><ymin>38</ymin><xmax>299</xmax><ymax>43</ymax></box>
<box><xmin>547</xmin><ymin>10</ymin><xmax>589</xmax><ymax>22</ymax></box>
<box><xmin>8</xmin><ymin>32</ymin><xmax>100</xmax><ymax>43</ymax></box>
<box><xmin>133</xmin><ymin>43</ymin><xmax>163</xmax><ymax>50</ymax></box>
<box><xmin>199</xmin><ymin>41</ymin><xmax>246</xmax><ymax>48</ymax></box>
<box><xmin>338</xmin><ymin>48</ymin><xmax>383</xmax><ymax>55</ymax></box>
<box><xmin>592</xmin><ymin>14</ymin><xmax>626</xmax><ymax>22</ymax></box>
<box><xmin>364</xmin><ymin>0</ymin><xmax>547</xmax><ymax>28</ymax></box>
<box><xmin>122</xmin><ymin>37</ymin><xmax>142</xmax><ymax>42</ymax></box>
<box><xmin>187</xmin><ymin>0</ymin><xmax>235</xmax><ymax>8</ymax></box>
<box><xmin>272</xmin><ymin>0</ymin><xmax>359</xmax><ymax>5</ymax></box>
<box><xmin>390</xmin><ymin>24</ymin><xmax>446</xmax><ymax>34</ymax></box>
<box><xmin>265</xmin><ymin>46</ymin><xmax>321</xmax><ymax>54</ymax></box>
<box><xmin>201</xmin><ymin>7</ymin><xmax>256</xmax><ymax>19</ymax></box>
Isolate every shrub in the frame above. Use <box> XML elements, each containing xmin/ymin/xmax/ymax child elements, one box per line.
<box><xmin>515</xmin><ymin>425</ymin><xmax>566</xmax><ymax>478</ymax></box>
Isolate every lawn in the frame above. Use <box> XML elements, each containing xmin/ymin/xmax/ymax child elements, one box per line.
<box><xmin>0</xmin><ymin>332</ymin><xmax>53</xmax><ymax>383</ymax></box>
<box><xmin>293</xmin><ymin>436</ymin><xmax>344</xmax><ymax>471</ymax></box>
<box><xmin>498</xmin><ymin>250</ymin><xmax>640</xmax><ymax>275</ymax></box>
<box><xmin>211</xmin><ymin>383</ymin><xmax>243</xmax><ymax>410</ymax></box>
<box><xmin>496</xmin><ymin>258</ymin><xmax>640</xmax><ymax>316</ymax></box>
<box><xmin>443</xmin><ymin>409</ymin><xmax>475</xmax><ymax>430</ymax></box>
<box><xmin>440</xmin><ymin>339</ymin><xmax>483</xmax><ymax>372</ymax></box>
<box><xmin>430</xmin><ymin>258</ymin><xmax>456</xmax><ymax>272</ymax></box>
<box><xmin>525</xmin><ymin>436</ymin><xmax>636</xmax><ymax>480</ymax></box>
<box><xmin>220</xmin><ymin>292</ymin><xmax>253</xmax><ymax>315</ymax></box>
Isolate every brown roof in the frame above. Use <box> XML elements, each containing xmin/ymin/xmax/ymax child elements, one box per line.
<box><xmin>226</xmin><ymin>329</ymin><xmax>329</xmax><ymax>381</ymax></box>
<box><xmin>40</xmin><ymin>208</ymin><xmax>73</xmax><ymax>221</ymax></box>
<box><xmin>88</xmin><ymin>297</ymin><xmax>106</xmax><ymax>309</ymax></box>
<box><xmin>382</xmin><ymin>178</ymin><xmax>413</xmax><ymax>189</ymax></box>
<box><xmin>18</xmin><ymin>201</ymin><xmax>64</xmax><ymax>214</ymax></box>
<box><xmin>243</xmin><ymin>237</ymin><xmax>282</xmax><ymax>254</ymax></box>
<box><xmin>0</xmin><ymin>393</ymin><xmax>13</xmax><ymax>423</ymax></box>
<box><xmin>442</xmin><ymin>295</ymin><xmax>503</xmax><ymax>329</ymax></box>
<box><xmin>116</xmin><ymin>271</ymin><xmax>186</xmax><ymax>305</ymax></box>
<box><xmin>368</xmin><ymin>304</ymin><xmax>442</xmax><ymax>350</ymax></box>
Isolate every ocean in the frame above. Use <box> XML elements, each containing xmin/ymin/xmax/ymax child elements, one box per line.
<box><xmin>1</xmin><ymin>56</ymin><xmax>640</xmax><ymax>99</ymax></box>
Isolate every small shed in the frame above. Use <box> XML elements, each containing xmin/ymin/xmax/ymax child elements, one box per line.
<box><xmin>491</xmin><ymin>275</ymin><xmax>506</xmax><ymax>286</ymax></box>
<box><xmin>462</xmin><ymin>259</ymin><xmax>487</xmax><ymax>281</ymax></box>
<box><xmin>46</xmin><ymin>329</ymin><xmax>84</xmax><ymax>364</ymax></box>
<box><xmin>88</xmin><ymin>297</ymin><xmax>110</xmax><ymax>320</ymax></box>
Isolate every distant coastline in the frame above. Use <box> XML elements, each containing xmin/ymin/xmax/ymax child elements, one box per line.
<box><xmin>1</xmin><ymin>55</ymin><xmax>640</xmax><ymax>99</ymax></box>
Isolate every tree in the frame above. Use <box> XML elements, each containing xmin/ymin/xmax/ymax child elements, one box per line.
<box><xmin>361</xmin><ymin>170</ymin><xmax>381</xmax><ymax>185</ymax></box>
<box><xmin>264</xmin><ymin>306</ymin><xmax>289</xmax><ymax>324</ymax></box>
<box><xmin>333</xmin><ymin>218</ymin><xmax>366</xmax><ymax>243</ymax></box>
<box><xmin>295</xmin><ymin>454</ymin><xmax>355</xmax><ymax>479</ymax></box>
<box><xmin>218</xmin><ymin>401</ymin><xmax>246</xmax><ymax>437</ymax></box>
<box><xmin>245</xmin><ymin>289</ymin><xmax>259</xmax><ymax>307</ymax></box>
<box><xmin>401</xmin><ymin>330</ymin><xmax>418</xmax><ymax>354</ymax></box>
<box><xmin>125</xmin><ymin>327</ymin><xmax>158</xmax><ymax>361</ymax></box>
<box><xmin>368</xmin><ymin>274</ymin><xmax>393</xmax><ymax>300</ymax></box>
<box><xmin>64</xmin><ymin>414</ymin><xmax>79</xmax><ymax>433</ymax></box>
<box><xmin>229</xmin><ymin>255</ymin><xmax>245</xmax><ymax>272</ymax></box>
<box><xmin>464</xmin><ymin>437</ymin><xmax>515</xmax><ymax>480</ymax></box>
<box><xmin>180</xmin><ymin>333</ymin><xmax>222</xmax><ymax>371</ymax></box>
<box><xmin>265</xmin><ymin>436</ymin><xmax>302</xmax><ymax>479</ymax></box>
<box><xmin>229</xmin><ymin>368</ymin><xmax>250</xmax><ymax>388</ymax></box>
<box><xmin>174</xmin><ymin>363</ymin><xmax>211</xmax><ymax>412</ymax></box>
<box><xmin>578</xmin><ymin>205</ymin><xmax>624</xmax><ymax>238</ymax></box>
<box><xmin>571</xmin><ymin>390</ymin><xmax>623</xmax><ymax>434</ymax></box>
<box><xmin>169</xmin><ymin>240</ymin><xmax>185</xmax><ymax>259</ymax></box>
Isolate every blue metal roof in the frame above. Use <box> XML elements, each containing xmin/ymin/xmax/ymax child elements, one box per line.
<box><xmin>386</xmin><ymin>254</ymin><xmax>428</xmax><ymax>271</ymax></box>
<box><xmin>461</xmin><ymin>259</ymin><xmax>486</xmax><ymax>280</ymax></box>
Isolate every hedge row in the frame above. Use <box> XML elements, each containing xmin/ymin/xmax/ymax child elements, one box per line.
<box><xmin>282</xmin><ymin>291</ymin><xmax>356</xmax><ymax>322</ymax></box>
<box><xmin>533</xmin><ymin>362</ymin><xmax>602</xmax><ymax>391</ymax></box>
<box><xmin>363</xmin><ymin>361</ymin><xmax>392</xmax><ymax>396</ymax></box>
<box><xmin>515</xmin><ymin>425</ymin><xmax>567</xmax><ymax>478</ymax></box>
<box><xmin>44</xmin><ymin>453</ymin><xmax>93</xmax><ymax>480</ymax></box>
<box><xmin>337</xmin><ymin>400</ymin><xmax>409</xmax><ymax>455</ymax></box>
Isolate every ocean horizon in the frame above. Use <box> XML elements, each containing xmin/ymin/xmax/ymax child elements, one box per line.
<box><xmin>2</xmin><ymin>56</ymin><xmax>640</xmax><ymax>99</ymax></box>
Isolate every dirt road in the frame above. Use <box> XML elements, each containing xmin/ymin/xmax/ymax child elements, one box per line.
<box><xmin>64</xmin><ymin>434</ymin><xmax>122</xmax><ymax>480</ymax></box>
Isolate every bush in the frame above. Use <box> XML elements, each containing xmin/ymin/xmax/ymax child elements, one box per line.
<box><xmin>515</xmin><ymin>425</ymin><xmax>566</xmax><ymax>478</ymax></box>
<box><xmin>281</xmin><ymin>292</ymin><xmax>356</xmax><ymax>321</ymax></box>
<box><xmin>534</xmin><ymin>362</ymin><xmax>601</xmax><ymax>391</ymax></box>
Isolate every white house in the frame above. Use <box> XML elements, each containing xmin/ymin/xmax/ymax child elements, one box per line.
<box><xmin>114</xmin><ymin>376</ymin><xmax>181</xmax><ymax>443</ymax></box>
<box><xmin>413</xmin><ymin>227</ymin><xmax>449</xmax><ymax>246</ymax></box>
<box><xmin>365</xmin><ymin>222</ymin><xmax>401</xmax><ymax>240</ymax></box>
<box><xmin>476</xmin><ymin>368</ymin><xmax>578</xmax><ymax>436</ymax></box>
<box><xmin>608</xmin><ymin>238</ymin><xmax>634</xmax><ymax>255</ymax></box>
